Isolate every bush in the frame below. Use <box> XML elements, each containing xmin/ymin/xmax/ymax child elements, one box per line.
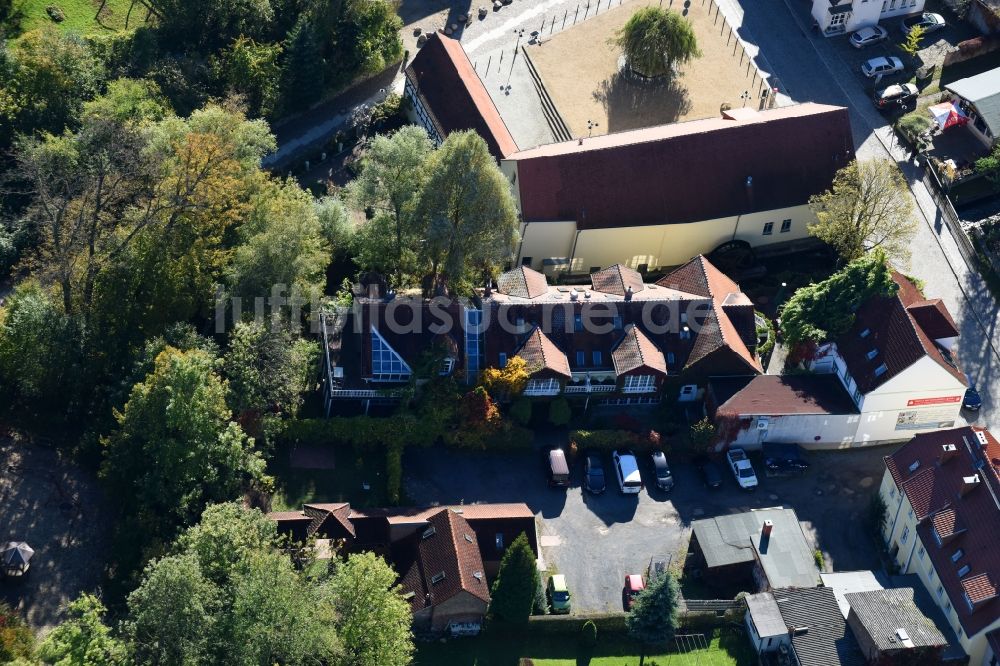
<box><xmin>386</xmin><ymin>442</ymin><xmax>403</xmax><ymax>505</ymax></box>
<box><xmin>0</xmin><ymin>602</ymin><xmax>34</xmax><ymax>662</ymax></box>
<box><xmin>487</xmin><ymin>424</ymin><xmax>536</xmax><ymax>450</ymax></box>
<box><xmin>813</xmin><ymin>549</ymin><xmax>826</xmax><ymax>570</ymax></box>
<box><xmin>548</xmin><ymin>398</ymin><xmax>572</xmax><ymax>426</ymax></box>
<box><xmin>897</xmin><ymin>112</ymin><xmax>934</xmax><ymax>150</ymax></box>
<box><xmin>510</xmin><ymin>398</ymin><xmax>533</xmax><ymax>425</ymax></box>
<box><xmin>46</xmin><ymin>5</ymin><xmax>65</xmax><ymax>22</ymax></box>
<box><xmin>569</xmin><ymin>429</ymin><xmax>662</xmax><ymax>453</ymax></box>
<box><xmin>581</xmin><ymin>620</ymin><xmax>598</xmax><ymax>647</ymax></box>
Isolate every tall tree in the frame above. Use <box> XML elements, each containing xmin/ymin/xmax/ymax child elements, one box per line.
<box><xmin>627</xmin><ymin>573</ymin><xmax>680</xmax><ymax>666</ymax></box>
<box><xmin>211</xmin><ymin>37</ymin><xmax>283</xmax><ymax>118</ymax></box>
<box><xmin>614</xmin><ymin>7</ymin><xmax>700</xmax><ymax>79</ymax></box>
<box><xmin>416</xmin><ymin>130</ymin><xmax>518</xmax><ymax>293</ymax></box>
<box><xmin>807</xmin><ymin>160</ymin><xmax>916</xmax><ymax>263</ymax></box>
<box><xmin>489</xmin><ymin>532</ymin><xmax>539</xmax><ymax>624</ymax></box>
<box><xmin>36</xmin><ymin>595</ymin><xmax>128</xmax><ymax>666</ymax></box>
<box><xmin>281</xmin><ymin>15</ymin><xmax>325</xmax><ymax>109</ymax></box>
<box><xmin>328</xmin><ymin>552</ymin><xmax>414</xmax><ymax>666</ymax></box>
<box><xmin>779</xmin><ymin>248</ymin><xmax>897</xmax><ymax>347</ymax></box>
<box><xmin>347</xmin><ymin>125</ymin><xmax>433</xmax><ymax>287</ymax></box>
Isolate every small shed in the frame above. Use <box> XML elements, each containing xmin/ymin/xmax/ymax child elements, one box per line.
<box><xmin>745</xmin><ymin>592</ymin><xmax>791</xmax><ymax>653</ymax></box>
<box><xmin>945</xmin><ymin>68</ymin><xmax>1000</xmax><ymax>147</ymax></box>
<box><xmin>1</xmin><ymin>541</ymin><xmax>34</xmax><ymax>576</ymax></box>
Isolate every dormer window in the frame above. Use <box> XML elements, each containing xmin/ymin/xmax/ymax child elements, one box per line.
<box><xmin>860</xmin><ymin>328</ymin><xmax>871</xmax><ymax>338</ymax></box>
<box><xmin>909</xmin><ymin>460</ymin><xmax>920</xmax><ymax>473</ymax></box>
<box><xmin>874</xmin><ymin>363</ymin><xmax>888</xmax><ymax>378</ymax></box>
<box><xmin>951</xmin><ymin>549</ymin><xmax>965</xmax><ymax>562</ymax></box>
<box><xmin>613</xmin><ymin>315</ymin><xmax>623</xmax><ymax>330</ymax></box>
<box><xmin>866</xmin><ymin>349</ymin><xmax>879</xmax><ymax>360</ymax></box>
<box><xmin>958</xmin><ymin>564</ymin><xmax>971</xmax><ymax>578</ymax></box>
<box><xmin>440</xmin><ymin>357</ymin><xmax>455</xmax><ymax>375</ymax></box>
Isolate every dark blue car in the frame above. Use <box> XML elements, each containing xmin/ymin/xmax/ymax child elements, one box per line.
<box><xmin>964</xmin><ymin>374</ymin><xmax>982</xmax><ymax>411</ymax></box>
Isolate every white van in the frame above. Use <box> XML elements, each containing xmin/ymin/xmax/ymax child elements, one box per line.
<box><xmin>612</xmin><ymin>450</ymin><xmax>643</xmax><ymax>494</ymax></box>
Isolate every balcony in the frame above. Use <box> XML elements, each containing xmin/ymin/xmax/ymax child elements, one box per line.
<box><xmin>564</xmin><ymin>384</ymin><xmax>616</xmax><ymax>394</ymax></box>
<box><xmin>328</xmin><ymin>389</ymin><xmax>383</xmax><ymax>399</ymax></box>
<box><xmin>523</xmin><ymin>386</ymin><xmax>562</xmax><ymax>397</ymax></box>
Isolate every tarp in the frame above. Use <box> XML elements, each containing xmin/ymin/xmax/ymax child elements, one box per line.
<box><xmin>928</xmin><ymin>102</ymin><xmax>969</xmax><ymax>130</ymax></box>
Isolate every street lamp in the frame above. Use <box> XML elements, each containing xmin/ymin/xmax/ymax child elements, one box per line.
<box><xmin>505</xmin><ymin>28</ymin><xmax>525</xmax><ymax>89</ymax></box>
<box><xmin>740</xmin><ymin>90</ymin><xmax>751</xmax><ymax>107</ymax></box>
<box><xmin>586</xmin><ymin>119</ymin><xmax>599</xmax><ymax>137</ymax></box>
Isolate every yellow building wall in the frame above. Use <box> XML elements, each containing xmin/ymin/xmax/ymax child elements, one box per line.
<box><xmin>516</xmin><ymin>205</ymin><xmax>817</xmax><ymax>272</ymax></box>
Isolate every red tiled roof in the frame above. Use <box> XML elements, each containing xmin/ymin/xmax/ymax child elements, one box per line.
<box><xmin>657</xmin><ymin>255</ymin><xmax>742</xmax><ymax>300</ymax></box>
<box><xmin>517</xmin><ymin>327</ymin><xmax>571</xmax><ymax>378</ymax></box>
<box><xmin>715</xmin><ymin>374</ymin><xmax>858</xmax><ymax>417</ymax></box>
<box><xmin>930</xmin><ymin>508</ymin><xmax>965</xmax><ymax>541</ymax></box>
<box><xmin>837</xmin><ymin>273</ymin><xmax>966</xmax><ymax>394</ymax></box>
<box><xmin>496</xmin><ymin>265</ymin><xmax>549</xmax><ymax>299</ymax></box>
<box><xmin>884</xmin><ymin>427</ymin><xmax>1000</xmax><ymax>636</ymax></box>
<box><xmin>685</xmin><ymin>301</ymin><xmax>761</xmax><ymax>374</ymax></box>
<box><xmin>590</xmin><ymin>264</ymin><xmax>645</xmax><ymax>297</ymax></box>
<box><xmin>304</xmin><ymin>502</ymin><xmax>356</xmax><ymax>539</ymax></box>
<box><xmin>906</xmin><ymin>299</ymin><xmax>960</xmax><ymax>340</ymax></box>
<box><xmin>399</xmin><ymin>509</ymin><xmax>490</xmax><ymax>612</ymax></box>
<box><xmin>268</xmin><ymin>511</ymin><xmax>311</xmax><ymax>522</ymax></box>
<box><xmin>405</xmin><ymin>32</ymin><xmax>518</xmax><ymax>160</ymax></box>
<box><xmin>506</xmin><ymin>104</ymin><xmax>853</xmax><ymax>228</ymax></box>
<box><xmin>349</xmin><ymin>503</ymin><xmax>535</xmax><ymax>522</ymax></box>
<box><xmin>612</xmin><ymin>324</ymin><xmax>667</xmax><ymax>375</ymax></box>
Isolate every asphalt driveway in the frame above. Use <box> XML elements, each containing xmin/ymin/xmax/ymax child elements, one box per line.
<box><xmin>403</xmin><ymin>443</ymin><xmax>892</xmax><ymax>613</ymax></box>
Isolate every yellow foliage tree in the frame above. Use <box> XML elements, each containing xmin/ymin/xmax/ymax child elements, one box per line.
<box><xmin>479</xmin><ymin>355</ymin><xmax>530</xmax><ymax>400</ymax></box>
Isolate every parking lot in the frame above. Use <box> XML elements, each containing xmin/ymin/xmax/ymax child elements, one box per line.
<box><xmin>403</xmin><ymin>443</ymin><xmax>892</xmax><ymax>612</ymax></box>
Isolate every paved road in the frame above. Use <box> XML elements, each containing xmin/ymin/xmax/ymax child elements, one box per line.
<box><xmin>404</xmin><ymin>445</ymin><xmax>887</xmax><ymax>612</ymax></box>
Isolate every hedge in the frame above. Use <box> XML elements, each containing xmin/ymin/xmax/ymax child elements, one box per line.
<box><xmin>279</xmin><ymin>415</ymin><xmax>440</xmax><ymax>449</ymax></box>
<box><xmin>520</xmin><ymin>610</ymin><xmax>726</xmax><ymax>635</ymax></box>
<box><xmin>569</xmin><ymin>429</ymin><xmax>662</xmax><ymax>453</ymax></box>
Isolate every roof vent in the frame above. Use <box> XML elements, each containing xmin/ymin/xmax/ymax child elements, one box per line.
<box><xmin>464</xmin><ymin>533</ymin><xmax>474</xmax><ymax>543</ymax></box>
<box><xmin>791</xmin><ymin>627</ymin><xmax>809</xmax><ymax>636</ymax></box>
<box><xmin>570</xmin><ymin>291</ymin><xmax>579</xmax><ymax>301</ymax></box>
<box><xmin>431</xmin><ymin>572</ymin><xmax>447</xmax><ymax>584</ymax></box>
<box><xmin>960</xmin><ymin>474</ymin><xmax>981</xmax><ymax>496</ymax></box>
<box><xmin>940</xmin><ymin>444</ymin><xmax>958</xmax><ymax>465</ymax></box>
<box><xmin>976</xmin><ymin>431</ymin><xmax>989</xmax><ymax>447</ymax></box>
<box><xmin>422</xmin><ymin>526</ymin><xmax>437</xmax><ymax>539</ymax></box>
<box><xmin>473</xmin><ymin>571</ymin><xmax>484</xmax><ymax>581</ymax></box>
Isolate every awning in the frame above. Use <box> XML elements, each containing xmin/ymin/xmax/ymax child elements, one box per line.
<box><xmin>928</xmin><ymin>101</ymin><xmax>969</xmax><ymax>130</ymax></box>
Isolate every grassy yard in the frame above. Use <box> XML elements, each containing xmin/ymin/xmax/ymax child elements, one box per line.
<box><xmin>414</xmin><ymin>628</ymin><xmax>754</xmax><ymax>666</ymax></box>
<box><xmin>10</xmin><ymin>0</ymin><xmax>149</xmax><ymax>35</ymax></box>
<box><xmin>269</xmin><ymin>443</ymin><xmax>390</xmax><ymax>510</ymax></box>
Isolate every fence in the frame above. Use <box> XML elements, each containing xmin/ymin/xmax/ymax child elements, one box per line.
<box><xmin>472</xmin><ymin>0</ymin><xmax>781</xmax><ymax>103</ymax></box>
<box><xmin>922</xmin><ymin>167</ymin><xmax>979</xmax><ymax>269</ymax></box>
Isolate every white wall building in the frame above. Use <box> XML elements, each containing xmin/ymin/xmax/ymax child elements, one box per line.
<box><xmin>812</xmin><ymin>0</ymin><xmax>921</xmax><ymax>36</ymax></box>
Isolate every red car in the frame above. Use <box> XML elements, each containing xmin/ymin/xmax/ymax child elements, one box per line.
<box><xmin>623</xmin><ymin>574</ymin><xmax>646</xmax><ymax>610</ymax></box>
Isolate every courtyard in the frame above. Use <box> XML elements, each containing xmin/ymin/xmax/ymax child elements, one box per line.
<box><xmin>526</xmin><ymin>0</ymin><xmax>768</xmax><ymax>135</ymax></box>
<box><xmin>403</xmin><ymin>442</ymin><xmax>891</xmax><ymax>613</ymax></box>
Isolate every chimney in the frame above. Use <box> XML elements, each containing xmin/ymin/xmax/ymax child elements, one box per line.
<box><xmin>625</xmin><ymin>285</ymin><xmax>633</xmax><ymax>302</ymax></box>
<box><xmin>762</xmin><ymin>519</ymin><xmax>774</xmax><ymax>538</ymax></box>
<box><xmin>940</xmin><ymin>443</ymin><xmax>958</xmax><ymax>465</ymax></box>
<box><xmin>961</xmin><ymin>474</ymin><xmax>981</xmax><ymax>496</ymax></box>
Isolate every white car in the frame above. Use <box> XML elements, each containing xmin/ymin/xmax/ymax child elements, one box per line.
<box><xmin>850</xmin><ymin>25</ymin><xmax>888</xmax><ymax>48</ymax></box>
<box><xmin>901</xmin><ymin>12</ymin><xmax>945</xmax><ymax>36</ymax></box>
<box><xmin>726</xmin><ymin>448</ymin><xmax>759</xmax><ymax>490</ymax></box>
<box><xmin>861</xmin><ymin>56</ymin><xmax>905</xmax><ymax>78</ymax></box>
<box><xmin>612</xmin><ymin>450</ymin><xmax>643</xmax><ymax>494</ymax></box>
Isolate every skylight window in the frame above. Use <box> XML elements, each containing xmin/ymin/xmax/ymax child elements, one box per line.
<box><xmin>860</xmin><ymin>328</ymin><xmax>871</xmax><ymax>338</ymax></box>
<box><xmin>909</xmin><ymin>460</ymin><xmax>921</xmax><ymax>473</ymax></box>
<box><xmin>874</xmin><ymin>363</ymin><xmax>888</xmax><ymax>378</ymax></box>
<box><xmin>958</xmin><ymin>564</ymin><xmax>971</xmax><ymax>578</ymax></box>
<box><xmin>431</xmin><ymin>572</ymin><xmax>447</xmax><ymax>584</ymax></box>
<box><xmin>951</xmin><ymin>549</ymin><xmax>965</xmax><ymax>563</ymax></box>
<box><xmin>866</xmin><ymin>349</ymin><xmax>879</xmax><ymax>360</ymax></box>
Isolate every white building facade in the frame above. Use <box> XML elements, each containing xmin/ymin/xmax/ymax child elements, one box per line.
<box><xmin>812</xmin><ymin>0</ymin><xmax>921</xmax><ymax>36</ymax></box>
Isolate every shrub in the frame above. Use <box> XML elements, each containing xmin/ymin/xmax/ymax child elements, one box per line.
<box><xmin>897</xmin><ymin>112</ymin><xmax>933</xmax><ymax>150</ymax></box>
<box><xmin>386</xmin><ymin>442</ymin><xmax>403</xmax><ymax>505</ymax></box>
<box><xmin>0</xmin><ymin>602</ymin><xmax>34</xmax><ymax>662</ymax></box>
<box><xmin>569</xmin><ymin>429</ymin><xmax>662</xmax><ymax>453</ymax></box>
<box><xmin>510</xmin><ymin>398</ymin><xmax>533</xmax><ymax>425</ymax></box>
<box><xmin>581</xmin><ymin>620</ymin><xmax>598</xmax><ymax>647</ymax></box>
<box><xmin>46</xmin><ymin>5</ymin><xmax>65</xmax><ymax>22</ymax></box>
<box><xmin>813</xmin><ymin>549</ymin><xmax>826</xmax><ymax>570</ymax></box>
<box><xmin>548</xmin><ymin>398</ymin><xmax>572</xmax><ymax>426</ymax></box>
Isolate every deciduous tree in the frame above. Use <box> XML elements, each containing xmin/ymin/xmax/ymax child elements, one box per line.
<box><xmin>807</xmin><ymin>160</ymin><xmax>916</xmax><ymax>262</ymax></box>
<box><xmin>614</xmin><ymin>7</ymin><xmax>700</xmax><ymax>79</ymax></box>
<box><xmin>480</xmin><ymin>355</ymin><xmax>530</xmax><ymax>400</ymax></box>
<box><xmin>36</xmin><ymin>595</ymin><xmax>128</xmax><ymax>666</ymax></box>
<box><xmin>489</xmin><ymin>533</ymin><xmax>539</xmax><ymax>623</ymax></box>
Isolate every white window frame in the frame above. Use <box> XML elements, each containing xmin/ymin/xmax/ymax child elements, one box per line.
<box><xmin>370</xmin><ymin>327</ymin><xmax>413</xmax><ymax>382</ymax></box>
<box><xmin>524</xmin><ymin>378</ymin><xmax>561</xmax><ymax>396</ymax></box>
<box><xmin>622</xmin><ymin>375</ymin><xmax>656</xmax><ymax>394</ymax></box>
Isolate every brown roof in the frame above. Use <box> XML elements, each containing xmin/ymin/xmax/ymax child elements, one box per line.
<box><xmin>405</xmin><ymin>32</ymin><xmax>518</xmax><ymax>161</ymax></box>
<box><xmin>906</xmin><ymin>299</ymin><xmax>960</xmax><ymax>340</ymax></box>
<box><xmin>685</xmin><ymin>301</ymin><xmax>761</xmax><ymax>374</ymax></box>
<box><xmin>496</xmin><ymin>265</ymin><xmax>549</xmax><ymax>299</ymax></box>
<box><xmin>505</xmin><ymin>104</ymin><xmax>853</xmax><ymax>228</ymax></box>
<box><xmin>612</xmin><ymin>324</ymin><xmax>667</xmax><ymax>375</ymax></box>
<box><xmin>304</xmin><ymin>502</ymin><xmax>356</xmax><ymax>539</ymax></box>
<box><xmin>590</xmin><ymin>264</ymin><xmax>645</xmax><ymax>296</ymax></box>
<box><xmin>837</xmin><ymin>272</ymin><xmax>966</xmax><ymax>394</ymax></box>
<box><xmin>399</xmin><ymin>509</ymin><xmax>490</xmax><ymax>612</ymax></box>
<box><xmin>657</xmin><ymin>255</ymin><xmax>742</xmax><ymax>299</ymax></box>
<box><xmin>348</xmin><ymin>503</ymin><xmax>535</xmax><ymax>521</ymax></box>
<box><xmin>884</xmin><ymin>427</ymin><xmax>1000</xmax><ymax>636</ymax></box>
<box><xmin>517</xmin><ymin>327</ymin><xmax>572</xmax><ymax>378</ymax></box>
<box><xmin>715</xmin><ymin>374</ymin><xmax>859</xmax><ymax>417</ymax></box>
<box><xmin>930</xmin><ymin>508</ymin><xmax>965</xmax><ymax>541</ymax></box>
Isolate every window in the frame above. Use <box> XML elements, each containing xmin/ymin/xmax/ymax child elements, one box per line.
<box><xmin>680</xmin><ymin>327</ymin><xmax>692</xmax><ymax>341</ymax></box>
<box><xmin>874</xmin><ymin>363</ymin><xmax>888</xmax><ymax>377</ymax></box>
<box><xmin>780</xmin><ymin>219</ymin><xmax>792</xmax><ymax>233</ymax></box>
<box><xmin>908</xmin><ymin>508</ymin><xmax>914</xmax><ymax>519</ymax></box>
<box><xmin>918</xmin><ymin>546</ymin><xmax>926</xmax><ymax>560</ymax></box>
<box><xmin>830</xmin><ymin>10</ymin><xmax>849</xmax><ymax>25</ymax></box>
<box><xmin>965</xmin><ymin>592</ymin><xmax>976</xmax><ymax>612</ymax></box>
<box><xmin>574</xmin><ymin>314</ymin><xmax>583</xmax><ymax>332</ymax></box>
<box><xmin>909</xmin><ymin>460</ymin><xmax>920</xmax><ymax>473</ymax></box>
<box><xmin>853</xmin><ymin>387</ymin><xmax>863</xmax><ymax>404</ymax></box>
<box><xmin>958</xmin><ymin>564</ymin><xmax>971</xmax><ymax>577</ymax></box>
<box><xmin>525</xmin><ymin>378</ymin><xmax>560</xmax><ymax>395</ymax></box>
<box><xmin>440</xmin><ymin>357</ymin><xmax>455</xmax><ymax>375</ymax></box>
<box><xmin>937</xmin><ymin>585</ymin><xmax>945</xmax><ymax>599</ymax></box>
<box><xmin>371</xmin><ymin>327</ymin><xmax>412</xmax><ymax>381</ymax></box>
<box><xmin>889</xmin><ymin>487</ymin><xmax>896</xmax><ymax>499</ymax></box>
<box><xmin>667</xmin><ymin>352</ymin><xmax>675</xmax><ymax>366</ymax></box>
<box><xmin>901</xmin><ymin>526</ymin><xmax>910</xmax><ymax>544</ymax></box>
<box><xmin>498</xmin><ymin>353</ymin><xmax>508</xmax><ymax>368</ymax></box>
<box><xmin>623</xmin><ymin>375</ymin><xmax>656</xmax><ymax>393</ymax></box>
<box><xmin>592</xmin><ymin>351</ymin><xmax>603</xmax><ymax>366</ymax></box>
<box><xmin>613</xmin><ymin>315</ymin><xmax>623</xmax><ymax>330</ymax></box>
<box><xmin>866</xmin><ymin>349</ymin><xmax>879</xmax><ymax>360</ymax></box>
<box><xmin>890</xmin><ymin>0</ymin><xmax>896</xmax><ymax>8</ymax></box>
<box><xmin>881</xmin><ymin>0</ymin><xmax>887</xmax><ymax>9</ymax></box>
<box><xmin>763</xmin><ymin>222</ymin><xmax>774</xmax><ymax>236</ymax></box>
<box><xmin>495</xmin><ymin>533</ymin><xmax>504</xmax><ymax>550</ymax></box>
<box><xmin>576</xmin><ymin>351</ymin><xmax>586</xmax><ymax>367</ymax></box>
<box><xmin>952</xmin><ymin>549</ymin><xmax>965</xmax><ymax>563</ymax></box>
<box><xmin>431</xmin><ymin>572</ymin><xmax>446</xmax><ymax>584</ymax></box>
<box><xmin>860</xmin><ymin>328</ymin><xmax>871</xmax><ymax>338</ymax></box>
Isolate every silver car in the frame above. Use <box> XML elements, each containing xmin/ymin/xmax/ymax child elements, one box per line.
<box><xmin>850</xmin><ymin>25</ymin><xmax>888</xmax><ymax>48</ymax></box>
<box><xmin>862</xmin><ymin>56</ymin><xmax>904</xmax><ymax>78</ymax></box>
<box><xmin>901</xmin><ymin>12</ymin><xmax>945</xmax><ymax>36</ymax></box>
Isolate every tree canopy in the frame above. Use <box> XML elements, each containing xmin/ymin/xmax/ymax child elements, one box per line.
<box><xmin>489</xmin><ymin>533</ymin><xmax>539</xmax><ymax>623</ymax></box>
<box><xmin>627</xmin><ymin>573</ymin><xmax>680</xmax><ymax>664</ymax></box>
<box><xmin>614</xmin><ymin>7</ymin><xmax>701</xmax><ymax>79</ymax></box>
<box><xmin>807</xmin><ymin>159</ymin><xmax>916</xmax><ymax>263</ymax></box>
<box><xmin>36</xmin><ymin>595</ymin><xmax>128</xmax><ymax>666</ymax></box>
<box><xmin>779</xmin><ymin>249</ymin><xmax>898</xmax><ymax>347</ymax></box>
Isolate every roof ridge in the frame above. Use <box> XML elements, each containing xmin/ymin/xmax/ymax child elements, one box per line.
<box><xmin>442</xmin><ymin>509</ymin><xmax>473</xmax><ymax>598</ymax></box>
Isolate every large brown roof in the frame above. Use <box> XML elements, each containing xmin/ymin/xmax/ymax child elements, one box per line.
<box><xmin>517</xmin><ymin>327</ymin><xmax>572</xmax><ymax>378</ymax></box>
<box><xmin>715</xmin><ymin>374</ymin><xmax>858</xmax><ymax>417</ymax></box>
<box><xmin>656</xmin><ymin>255</ymin><xmax>741</xmax><ymax>299</ymax></box>
<box><xmin>836</xmin><ymin>272</ymin><xmax>965</xmax><ymax>394</ymax></box>
<box><xmin>405</xmin><ymin>32</ymin><xmax>518</xmax><ymax>161</ymax></box>
<box><xmin>612</xmin><ymin>324</ymin><xmax>667</xmax><ymax>375</ymax></box>
<box><xmin>496</xmin><ymin>265</ymin><xmax>549</xmax><ymax>299</ymax></box>
<box><xmin>884</xmin><ymin>427</ymin><xmax>1000</xmax><ymax>636</ymax></box>
<box><xmin>590</xmin><ymin>264</ymin><xmax>645</xmax><ymax>297</ymax></box>
<box><xmin>505</xmin><ymin>103</ymin><xmax>853</xmax><ymax>228</ymax></box>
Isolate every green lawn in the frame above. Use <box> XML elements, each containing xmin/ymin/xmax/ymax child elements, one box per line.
<box><xmin>414</xmin><ymin>628</ymin><xmax>754</xmax><ymax>666</ymax></box>
<box><xmin>10</xmin><ymin>0</ymin><xmax>149</xmax><ymax>36</ymax></box>
<box><xmin>269</xmin><ymin>444</ymin><xmax>389</xmax><ymax>511</ymax></box>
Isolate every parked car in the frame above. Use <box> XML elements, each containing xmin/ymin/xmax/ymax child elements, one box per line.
<box><xmin>964</xmin><ymin>374</ymin><xmax>982</xmax><ymax>411</ymax></box>
<box><xmin>850</xmin><ymin>25</ymin><xmax>888</xmax><ymax>48</ymax></box>
<box><xmin>763</xmin><ymin>442</ymin><xmax>810</xmax><ymax>475</ymax></box>
<box><xmin>874</xmin><ymin>83</ymin><xmax>918</xmax><ymax>110</ymax></box>
<box><xmin>547</xmin><ymin>574</ymin><xmax>572</xmax><ymax>614</ymax></box>
<box><xmin>699</xmin><ymin>458</ymin><xmax>724</xmax><ymax>488</ymax></box>
<box><xmin>584</xmin><ymin>453</ymin><xmax>606</xmax><ymax>494</ymax></box>
<box><xmin>726</xmin><ymin>447</ymin><xmax>759</xmax><ymax>490</ymax></box>
<box><xmin>547</xmin><ymin>448</ymin><xmax>570</xmax><ymax>487</ymax></box>
<box><xmin>613</xmin><ymin>450</ymin><xmax>643</xmax><ymax>494</ymax></box>
<box><xmin>861</xmin><ymin>56</ymin><xmax>904</xmax><ymax>78</ymax></box>
<box><xmin>623</xmin><ymin>574</ymin><xmax>645</xmax><ymax>610</ymax></box>
<box><xmin>651</xmin><ymin>451</ymin><xmax>674</xmax><ymax>491</ymax></box>
<box><xmin>901</xmin><ymin>12</ymin><xmax>945</xmax><ymax>35</ymax></box>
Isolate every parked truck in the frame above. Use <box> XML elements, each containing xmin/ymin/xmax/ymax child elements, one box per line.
<box><xmin>726</xmin><ymin>447</ymin><xmax>758</xmax><ymax>490</ymax></box>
